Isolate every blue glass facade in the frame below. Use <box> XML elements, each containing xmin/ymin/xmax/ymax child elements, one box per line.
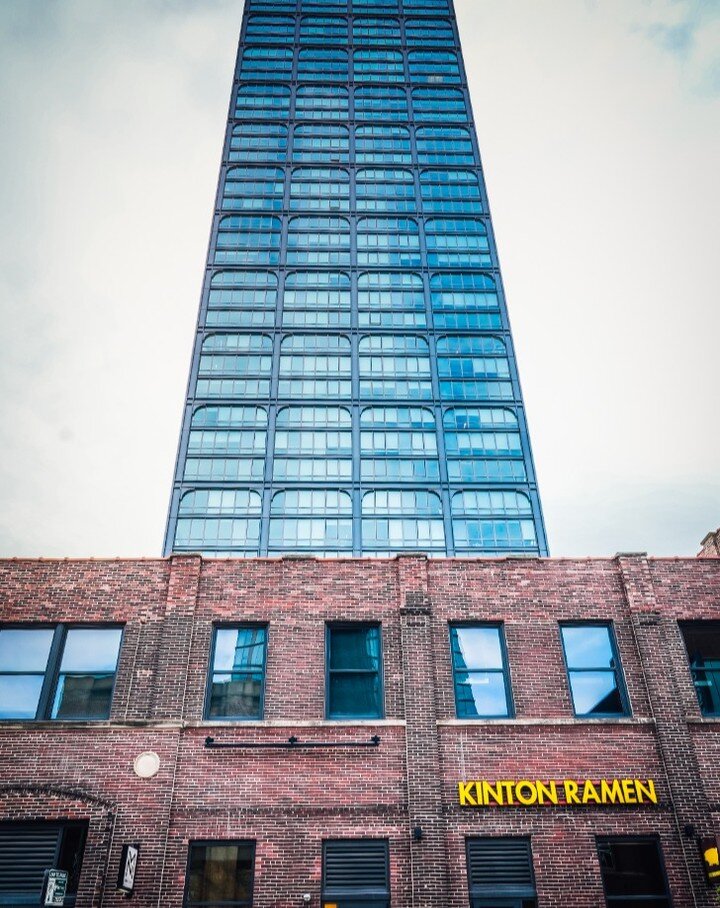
<box><xmin>165</xmin><ymin>0</ymin><xmax>548</xmax><ymax>558</ymax></box>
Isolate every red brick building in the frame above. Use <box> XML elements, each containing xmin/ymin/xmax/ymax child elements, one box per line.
<box><xmin>1</xmin><ymin>551</ymin><xmax>720</xmax><ymax>906</ymax></box>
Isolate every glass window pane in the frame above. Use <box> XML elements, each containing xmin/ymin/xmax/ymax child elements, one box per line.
<box><xmin>52</xmin><ymin>674</ymin><xmax>115</xmax><ymax>720</ymax></box>
<box><xmin>0</xmin><ymin>628</ymin><xmax>54</xmax><ymax>671</ymax></box>
<box><xmin>0</xmin><ymin>674</ymin><xmax>45</xmax><ymax>719</ymax></box>
<box><xmin>568</xmin><ymin>671</ymin><xmax>623</xmax><ymax>716</ymax></box>
<box><xmin>561</xmin><ymin>625</ymin><xmax>614</xmax><ymax>669</ymax></box>
<box><xmin>598</xmin><ymin>839</ymin><xmax>670</xmax><ymax>901</ymax></box>
<box><xmin>329</xmin><ymin>673</ymin><xmax>381</xmax><ymax>718</ymax></box>
<box><xmin>452</xmin><ymin>626</ymin><xmax>503</xmax><ymax>670</ymax></box>
<box><xmin>59</xmin><ymin>628</ymin><xmax>122</xmax><ymax>673</ymax></box>
<box><xmin>330</xmin><ymin>626</ymin><xmax>380</xmax><ymax>671</ymax></box>
<box><xmin>213</xmin><ymin>627</ymin><xmax>267</xmax><ymax>671</ymax></box>
<box><xmin>455</xmin><ymin>672</ymin><xmax>509</xmax><ymax>719</ymax></box>
<box><xmin>209</xmin><ymin>674</ymin><xmax>263</xmax><ymax>719</ymax></box>
<box><xmin>187</xmin><ymin>842</ymin><xmax>254</xmax><ymax>905</ymax></box>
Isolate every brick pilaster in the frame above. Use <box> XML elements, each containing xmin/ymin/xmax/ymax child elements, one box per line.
<box><xmin>617</xmin><ymin>554</ymin><xmax>714</xmax><ymax>906</ymax></box>
<box><xmin>397</xmin><ymin>555</ymin><xmax>450</xmax><ymax>906</ymax></box>
<box><xmin>151</xmin><ymin>554</ymin><xmax>202</xmax><ymax>720</ymax></box>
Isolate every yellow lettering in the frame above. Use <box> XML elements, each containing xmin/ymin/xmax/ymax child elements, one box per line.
<box><xmin>600</xmin><ymin>779</ymin><xmax>623</xmax><ymax>803</ymax></box>
<box><xmin>536</xmin><ymin>781</ymin><xmax>559</xmax><ymax>805</ymax></box>
<box><xmin>621</xmin><ymin>779</ymin><xmax>637</xmax><ymax>804</ymax></box>
<box><xmin>458</xmin><ymin>781</ymin><xmax>477</xmax><ymax>806</ymax></box>
<box><xmin>482</xmin><ymin>781</ymin><xmax>504</xmax><ymax>806</ymax></box>
<box><xmin>581</xmin><ymin>780</ymin><xmax>601</xmax><ymax>804</ymax></box>
<box><xmin>635</xmin><ymin>779</ymin><xmax>657</xmax><ymax>804</ymax></box>
<box><xmin>564</xmin><ymin>780</ymin><xmax>580</xmax><ymax>804</ymax></box>
<box><xmin>500</xmin><ymin>781</ymin><xmax>516</xmax><ymax>805</ymax></box>
<box><xmin>515</xmin><ymin>781</ymin><xmax>538</xmax><ymax>806</ymax></box>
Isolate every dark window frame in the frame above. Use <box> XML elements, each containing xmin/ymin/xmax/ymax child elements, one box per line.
<box><xmin>322</xmin><ymin>837</ymin><xmax>390</xmax><ymax>905</ymax></box>
<box><xmin>559</xmin><ymin>621</ymin><xmax>630</xmax><ymax>719</ymax></box>
<box><xmin>465</xmin><ymin>835</ymin><xmax>537</xmax><ymax>906</ymax></box>
<box><xmin>449</xmin><ymin>622</ymin><xmax>514</xmax><ymax>719</ymax></box>
<box><xmin>679</xmin><ymin>620</ymin><xmax>720</xmax><ymax>716</ymax></box>
<box><xmin>0</xmin><ymin>819</ymin><xmax>88</xmax><ymax>905</ymax></box>
<box><xmin>325</xmin><ymin>622</ymin><xmax>385</xmax><ymax>720</ymax></box>
<box><xmin>183</xmin><ymin>839</ymin><xmax>256</xmax><ymax>908</ymax></box>
<box><xmin>204</xmin><ymin>623</ymin><xmax>269</xmax><ymax>721</ymax></box>
<box><xmin>596</xmin><ymin>835</ymin><xmax>672</xmax><ymax>906</ymax></box>
<box><xmin>0</xmin><ymin>623</ymin><xmax>124</xmax><ymax>722</ymax></box>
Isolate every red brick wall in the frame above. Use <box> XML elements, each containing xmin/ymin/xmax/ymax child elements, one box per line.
<box><xmin>1</xmin><ymin>554</ymin><xmax>719</xmax><ymax>906</ymax></box>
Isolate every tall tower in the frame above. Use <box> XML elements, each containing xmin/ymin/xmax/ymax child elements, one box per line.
<box><xmin>164</xmin><ymin>0</ymin><xmax>548</xmax><ymax>559</ymax></box>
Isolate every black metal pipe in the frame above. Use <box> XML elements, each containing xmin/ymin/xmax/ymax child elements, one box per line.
<box><xmin>204</xmin><ymin>734</ymin><xmax>381</xmax><ymax>750</ymax></box>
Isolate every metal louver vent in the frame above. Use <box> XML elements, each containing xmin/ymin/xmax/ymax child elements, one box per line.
<box><xmin>467</xmin><ymin>837</ymin><xmax>535</xmax><ymax>896</ymax></box>
<box><xmin>0</xmin><ymin>824</ymin><xmax>61</xmax><ymax>895</ymax></box>
<box><xmin>323</xmin><ymin>839</ymin><xmax>390</xmax><ymax>896</ymax></box>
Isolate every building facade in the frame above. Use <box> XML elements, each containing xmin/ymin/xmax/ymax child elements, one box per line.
<box><xmin>164</xmin><ymin>0</ymin><xmax>548</xmax><ymax>559</ymax></box>
<box><xmin>1</xmin><ymin>552</ymin><xmax>720</xmax><ymax>906</ymax></box>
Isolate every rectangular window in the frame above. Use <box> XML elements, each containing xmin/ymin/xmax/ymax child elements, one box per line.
<box><xmin>184</xmin><ymin>841</ymin><xmax>255</xmax><ymax>907</ymax></box>
<box><xmin>0</xmin><ymin>821</ymin><xmax>87</xmax><ymax>906</ymax></box>
<box><xmin>466</xmin><ymin>837</ymin><xmax>537</xmax><ymax>907</ymax></box>
<box><xmin>450</xmin><ymin>624</ymin><xmax>513</xmax><ymax>718</ymax></box>
<box><xmin>326</xmin><ymin>624</ymin><xmax>383</xmax><ymax>719</ymax></box>
<box><xmin>206</xmin><ymin>626</ymin><xmax>267</xmax><ymax>720</ymax></box>
<box><xmin>0</xmin><ymin>625</ymin><xmax>122</xmax><ymax>721</ymax></box>
<box><xmin>322</xmin><ymin>839</ymin><xmax>390</xmax><ymax>907</ymax></box>
<box><xmin>679</xmin><ymin>621</ymin><xmax>720</xmax><ymax>715</ymax></box>
<box><xmin>597</xmin><ymin>837</ymin><xmax>671</xmax><ymax>906</ymax></box>
<box><xmin>560</xmin><ymin>623</ymin><xmax>629</xmax><ymax>717</ymax></box>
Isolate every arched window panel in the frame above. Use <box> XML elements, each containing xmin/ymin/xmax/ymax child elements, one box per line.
<box><xmin>208</xmin><ymin>271</ymin><xmax>278</xmax><ymax>311</ymax></box>
<box><xmin>301</xmin><ymin>0</ymin><xmax>347</xmax><ymax>11</ymax></box>
<box><xmin>437</xmin><ymin>336</ymin><xmax>507</xmax><ymax>357</ymax></box>
<box><xmin>416</xmin><ymin>126</ymin><xmax>475</xmax><ymax>165</ymax></box>
<box><xmin>430</xmin><ymin>271</ymin><xmax>500</xmax><ymax>330</ymax></box>
<box><xmin>295</xmin><ymin>85</ymin><xmax>349</xmax><ymax>120</ymax></box>
<box><xmin>245</xmin><ymin>16</ymin><xmax>296</xmax><ymax>43</ymax></box>
<box><xmin>359</xmin><ymin>335</ymin><xmax>432</xmax><ymax>399</ymax></box>
<box><xmin>444</xmin><ymin>430</ymin><xmax>522</xmax><ymax>457</ymax></box>
<box><xmin>222</xmin><ymin>167</ymin><xmax>285</xmax><ymax>212</ymax></box>
<box><xmin>289</xmin><ymin>167</ymin><xmax>350</xmax><ymax>212</ymax></box>
<box><xmin>274</xmin><ymin>429</ymin><xmax>352</xmax><ymax>456</ymax></box>
<box><xmin>235</xmin><ymin>85</ymin><xmax>291</xmax><ymax>120</ymax></box>
<box><xmin>229</xmin><ymin>124</ymin><xmax>288</xmax><ymax>163</ymax></box>
<box><xmin>356</xmin><ymin>217</ymin><xmax>421</xmax><ymax>267</ymax></box>
<box><xmin>355</xmin><ymin>125</ymin><xmax>411</xmax><ymax>165</ymax></box>
<box><xmin>359</xmin><ymin>335</ymin><xmax>429</xmax><ymax>354</ymax></box>
<box><xmin>353</xmin><ymin>49</ymin><xmax>404</xmax><ymax>83</ymax></box>
<box><xmin>352</xmin><ymin>17</ymin><xmax>401</xmax><ymax>45</ymax></box>
<box><xmin>361</xmin><ymin>514</ymin><xmax>445</xmax><ymax>551</ymax></box>
<box><xmin>183</xmin><ymin>458</ymin><xmax>265</xmax><ymax>483</ymax></box>
<box><xmin>453</xmin><ymin>519</ymin><xmax>537</xmax><ymax>551</ymax></box>
<box><xmin>354</xmin><ymin>0</ymin><xmax>397</xmax><ymax>9</ymax></box>
<box><xmin>437</xmin><ymin>358</ymin><xmax>509</xmax><ymax>380</ymax></box>
<box><xmin>361</xmin><ymin>428</ymin><xmax>437</xmax><ymax>456</ymax></box>
<box><xmin>437</xmin><ymin>339</ymin><xmax>512</xmax><ymax>402</ymax></box>
<box><xmin>408</xmin><ymin>50</ymin><xmax>461</xmax><ymax>84</ymax></box>
<box><xmin>412</xmin><ymin>87</ymin><xmax>468</xmax><ymax>123</ymax></box>
<box><xmin>420</xmin><ymin>171</ymin><xmax>482</xmax><ymax>215</ymax></box>
<box><xmin>425</xmin><ymin>218</ymin><xmax>491</xmax><ymax>267</ymax></box>
<box><xmin>361</xmin><ymin>406</ymin><xmax>435</xmax><ymax>429</ymax></box>
<box><xmin>447</xmin><ymin>459</ymin><xmax>527</xmax><ymax>484</ymax></box>
<box><xmin>273</xmin><ymin>459</ymin><xmax>352</xmax><ymax>482</ymax></box>
<box><xmin>276</xmin><ymin>406</ymin><xmax>352</xmax><ymax>428</ymax></box>
<box><xmin>452</xmin><ymin>490</ymin><xmax>533</xmax><ymax>517</ymax></box>
<box><xmin>300</xmin><ymin>16</ymin><xmax>349</xmax><ymax>44</ymax></box>
<box><xmin>214</xmin><ymin>215</ymin><xmax>281</xmax><ymax>266</ymax></box>
<box><xmin>271</xmin><ymin>489</ymin><xmax>352</xmax><ymax>514</ymax></box>
<box><xmin>363</xmin><ymin>490</ymin><xmax>442</xmax><ymax>516</ymax></box>
<box><xmin>362</xmin><ymin>459</ymin><xmax>440</xmax><ymax>482</ymax></box>
<box><xmin>283</xmin><ymin>271</ymin><xmax>351</xmax><ymax>328</ymax></box>
<box><xmin>286</xmin><ymin>216</ymin><xmax>350</xmax><ymax>265</ymax></box>
<box><xmin>298</xmin><ymin>48</ymin><xmax>349</xmax><ymax>82</ymax></box>
<box><xmin>356</xmin><ymin>168</ymin><xmax>416</xmax><ymax>213</ymax></box>
<box><xmin>197</xmin><ymin>336</ymin><xmax>273</xmax><ymax>399</ymax></box>
<box><xmin>192</xmin><ymin>405</ymin><xmax>268</xmax><ymax>428</ymax></box>
<box><xmin>279</xmin><ymin>334</ymin><xmax>352</xmax><ymax>398</ymax></box>
<box><xmin>405</xmin><ymin>19</ymin><xmax>455</xmax><ymax>46</ymax></box>
<box><xmin>268</xmin><ymin>519</ymin><xmax>353</xmax><ymax>554</ymax></box>
<box><xmin>201</xmin><ymin>334</ymin><xmax>272</xmax><ymax>353</ymax></box>
<box><xmin>403</xmin><ymin>0</ymin><xmax>449</xmax><ymax>10</ymax></box>
<box><xmin>174</xmin><ymin>518</ymin><xmax>261</xmax><ymax>554</ymax></box>
<box><xmin>178</xmin><ymin>489</ymin><xmax>262</xmax><ymax>517</ymax></box>
<box><xmin>354</xmin><ymin>86</ymin><xmax>409</xmax><ymax>122</ymax></box>
<box><xmin>358</xmin><ymin>271</ymin><xmax>426</xmax><ymax>329</ymax></box>
<box><xmin>248</xmin><ymin>0</ymin><xmax>295</xmax><ymax>10</ymax></box>
<box><xmin>238</xmin><ymin>46</ymin><xmax>294</xmax><ymax>81</ymax></box>
<box><xmin>439</xmin><ymin>381</ymin><xmax>514</xmax><ymax>402</ymax></box>
<box><xmin>187</xmin><ymin>429</ymin><xmax>267</xmax><ymax>456</ymax></box>
<box><xmin>292</xmin><ymin>124</ymin><xmax>349</xmax><ymax>163</ymax></box>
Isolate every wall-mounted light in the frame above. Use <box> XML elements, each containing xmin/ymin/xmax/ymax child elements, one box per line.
<box><xmin>302</xmin><ymin>895</ymin><xmax>311</xmax><ymax>904</ymax></box>
<box><xmin>412</xmin><ymin>827</ymin><xmax>423</xmax><ymax>842</ymax></box>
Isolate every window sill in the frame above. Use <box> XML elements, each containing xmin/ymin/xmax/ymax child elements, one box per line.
<box><xmin>194</xmin><ymin>718</ymin><xmax>406</xmax><ymax>728</ymax></box>
<box><xmin>437</xmin><ymin>717</ymin><xmax>655</xmax><ymax>727</ymax></box>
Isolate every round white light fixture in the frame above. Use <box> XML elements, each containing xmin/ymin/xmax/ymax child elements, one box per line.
<box><xmin>133</xmin><ymin>751</ymin><xmax>160</xmax><ymax>779</ymax></box>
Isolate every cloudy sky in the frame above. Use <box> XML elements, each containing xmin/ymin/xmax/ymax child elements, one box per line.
<box><xmin>0</xmin><ymin>0</ymin><xmax>718</xmax><ymax>558</ymax></box>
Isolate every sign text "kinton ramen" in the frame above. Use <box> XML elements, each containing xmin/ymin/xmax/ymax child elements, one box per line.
<box><xmin>458</xmin><ymin>779</ymin><xmax>658</xmax><ymax>807</ymax></box>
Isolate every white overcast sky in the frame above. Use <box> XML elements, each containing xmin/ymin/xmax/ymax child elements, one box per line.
<box><xmin>0</xmin><ymin>0</ymin><xmax>718</xmax><ymax>558</ymax></box>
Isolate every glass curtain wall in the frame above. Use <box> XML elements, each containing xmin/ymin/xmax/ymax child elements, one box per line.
<box><xmin>165</xmin><ymin>0</ymin><xmax>548</xmax><ymax>558</ymax></box>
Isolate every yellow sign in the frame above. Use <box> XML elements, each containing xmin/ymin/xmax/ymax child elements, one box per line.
<box><xmin>458</xmin><ymin>779</ymin><xmax>658</xmax><ymax>807</ymax></box>
<box><xmin>699</xmin><ymin>837</ymin><xmax>720</xmax><ymax>884</ymax></box>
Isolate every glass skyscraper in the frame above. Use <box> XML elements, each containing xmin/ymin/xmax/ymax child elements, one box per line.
<box><xmin>164</xmin><ymin>0</ymin><xmax>548</xmax><ymax>559</ymax></box>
